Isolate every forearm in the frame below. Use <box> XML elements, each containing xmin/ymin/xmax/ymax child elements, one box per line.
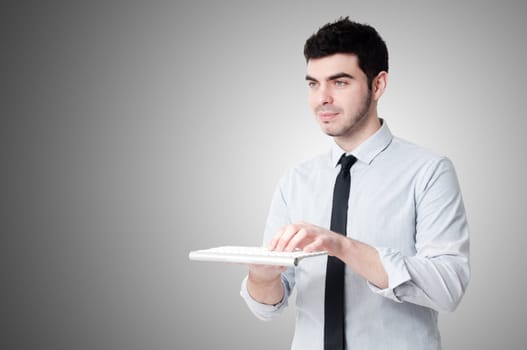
<box><xmin>338</xmin><ymin>236</ymin><xmax>469</xmax><ymax>312</ymax></box>
<box><xmin>337</xmin><ymin>236</ymin><xmax>388</xmax><ymax>289</ymax></box>
<box><xmin>247</xmin><ymin>269</ymin><xmax>285</xmax><ymax>305</ymax></box>
<box><xmin>379</xmin><ymin>251</ymin><xmax>470</xmax><ymax>312</ymax></box>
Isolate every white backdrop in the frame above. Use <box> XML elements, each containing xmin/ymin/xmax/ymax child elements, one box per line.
<box><xmin>3</xmin><ymin>1</ymin><xmax>526</xmax><ymax>349</ymax></box>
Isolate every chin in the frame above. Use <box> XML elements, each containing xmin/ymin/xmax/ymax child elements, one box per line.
<box><xmin>321</xmin><ymin>127</ymin><xmax>341</xmax><ymax>138</ymax></box>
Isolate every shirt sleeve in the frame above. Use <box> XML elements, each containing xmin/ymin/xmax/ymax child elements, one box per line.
<box><xmin>368</xmin><ymin>157</ymin><xmax>470</xmax><ymax>312</ymax></box>
<box><xmin>240</xmin><ymin>176</ymin><xmax>296</xmax><ymax>320</ymax></box>
<box><xmin>240</xmin><ymin>273</ymin><xmax>292</xmax><ymax>321</ymax></box>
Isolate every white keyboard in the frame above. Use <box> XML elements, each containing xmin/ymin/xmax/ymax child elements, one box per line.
<box><xmin>188</xmin><ymin>246</ymin><xmax>327</xmax><ymax>267</ymax></box>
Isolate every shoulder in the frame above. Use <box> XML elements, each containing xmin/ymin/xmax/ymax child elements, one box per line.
<box><xmin>290</xmin><ymin>150</ymin><xmax>333</xmax><ymax>177</ymax></box>
<box><xmin>277</xmin><ymin>150</ymin><xmax>332</xmax><ymax>187</ymax></box>
<box><xmin>386</xmin><ymin>136</ymin><xmax>459</xmax><ymax>192</ymax></box>
<box><xmin>387</xmin><ymin>136</ymin><xmax>453</xmax><ymax>168</ymax></box>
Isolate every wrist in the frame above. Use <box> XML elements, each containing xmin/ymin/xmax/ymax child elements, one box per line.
<box><xmin>247</xmin><ymin>269</ymin><xmax>284</xmax><ymax>305</ymax></box>
<box><xmin>335</xmin><ymin>235</ymin><xmax>353</xmax><ymax>261</ymax></box>
<box><xmin>248</xmin><ymin>269</ymin><xmax>282</xmax><ymax>286</ymax></box>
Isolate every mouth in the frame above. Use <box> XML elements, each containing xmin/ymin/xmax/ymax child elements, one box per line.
<box><xmin>318</xmin><ymin>112</ymin><xmax>339</xmax><ymax>122</ymax></box>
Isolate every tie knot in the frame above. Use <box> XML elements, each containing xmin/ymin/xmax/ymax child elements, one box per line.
<box><xmin>338</xmin><ymin>154</ymin><xmax>356</xmax><ymax>172</ymax></box>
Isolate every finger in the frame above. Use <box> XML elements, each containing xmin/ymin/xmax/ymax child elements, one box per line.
<box><xmin>303</xmin><ymin>239</ymin><xmax>324</xmax><ymax>253</ymax></box>
<box><xmin>285</xmin><ymin>227</ymin><xmax>308</xmax><ymax>252</ymax></box>
<box><xmin>275</xmin><ymin>224</ymin><xmax>299</xmax><ymax>251</ymax></box>
<box><xmin>268</xmin><ymin>226</ymin><xmax>286</xmax><ymax>250</ymax></box>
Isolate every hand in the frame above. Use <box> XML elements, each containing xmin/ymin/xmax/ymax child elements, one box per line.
<box><xmin>268</xmin><ymin>222</ymin><xmax>346</xmax><ymax>258</ymax></box>
<box><xmin>248</xmin><ymin>263</ymin><xmax>286</xmax><ymax>284</ymax></box>
<box><xmin>268</xmin><ymin>222</ymin><xmax>389</xmax><ymax>289</ymax></box>
<box><xmin>247</xmin><ymin>264</ymin><xmax>286</xmax><ymax>305</ymax></box>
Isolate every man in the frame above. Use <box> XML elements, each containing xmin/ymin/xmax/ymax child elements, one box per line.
<box><xmin>240</xmin><ymin>17</ymin><xmax>470</xmax><ymax>350</ymax></box>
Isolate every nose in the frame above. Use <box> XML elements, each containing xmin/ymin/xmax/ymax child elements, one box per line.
<box><xmin>318</xmin><ymin>85</ymin><xmax>333</xmax><ymax>105</ymax></box>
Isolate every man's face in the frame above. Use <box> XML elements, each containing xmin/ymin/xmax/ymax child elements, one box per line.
<box><xmin>306</xmin><ymin>53</ymin><xmax>373</xmax><ymax>138</ymax></box>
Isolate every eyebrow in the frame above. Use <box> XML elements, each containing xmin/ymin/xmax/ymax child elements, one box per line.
<box><xmin>305</xmin><ymin>72</ymin><xmax>354</xmax><ymax>82</ymax></box>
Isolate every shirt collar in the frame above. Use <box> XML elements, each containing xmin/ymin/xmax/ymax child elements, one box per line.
<box><xmin>330</xmin><ymin>119</ymin><xmax>393</xmax><ymax>167</ymax></box>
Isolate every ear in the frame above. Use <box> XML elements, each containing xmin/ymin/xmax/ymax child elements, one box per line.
<box><xmin>372</xmin><ymin>71</ymin><xmax>388</xmax><ymax>101</ymax></box>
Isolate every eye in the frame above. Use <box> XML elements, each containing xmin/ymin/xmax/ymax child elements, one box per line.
<box><xmin>334</xmin><ymin>80</ymin><xmax>349</xmax><ymax>87</ymax></box>
<box><xmin>307</xmin><ymin>81</ymin><xmax>318</xmax><ymax>89</ymax></box>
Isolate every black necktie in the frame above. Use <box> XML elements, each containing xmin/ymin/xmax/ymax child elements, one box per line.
<box><xmin>324</xmin><ymin>154</ymin><xmax>357</xmax><ymax>350</ymax></box>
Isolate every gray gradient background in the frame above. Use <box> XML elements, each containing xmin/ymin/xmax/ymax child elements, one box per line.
<box><xmin>2</xmin><ymin>1</ymin><xmax>526</xmax><ymax>349</ymax></box>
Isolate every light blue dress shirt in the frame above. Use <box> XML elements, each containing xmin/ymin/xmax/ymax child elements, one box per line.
<box><xmin>240</xmin><ymin>121</ymin><xmax>470</xmax><ymax>350</ymax></box>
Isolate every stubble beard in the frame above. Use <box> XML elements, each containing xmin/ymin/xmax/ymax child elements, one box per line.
<box><xmin>323</xmin><ymin>90</ymin><xmax>373</xmax><ymax>138</ymax></box>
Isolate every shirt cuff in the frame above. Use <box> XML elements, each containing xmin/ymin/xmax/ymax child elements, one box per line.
<box><xmin>240</xmin><ymin>276</ymin><xmax>288</xmax><ymax>321</ymax></box>
<box><xmin>367</xmin><ymin>247</ymin><xmax>412</xmax><ymax>302</ymax></box>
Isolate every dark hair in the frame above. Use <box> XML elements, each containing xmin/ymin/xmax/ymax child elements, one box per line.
<box><xmin>304</xmin><ymin>17</ymin><xmax>388</xmax><ymax>88</ymax></box>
